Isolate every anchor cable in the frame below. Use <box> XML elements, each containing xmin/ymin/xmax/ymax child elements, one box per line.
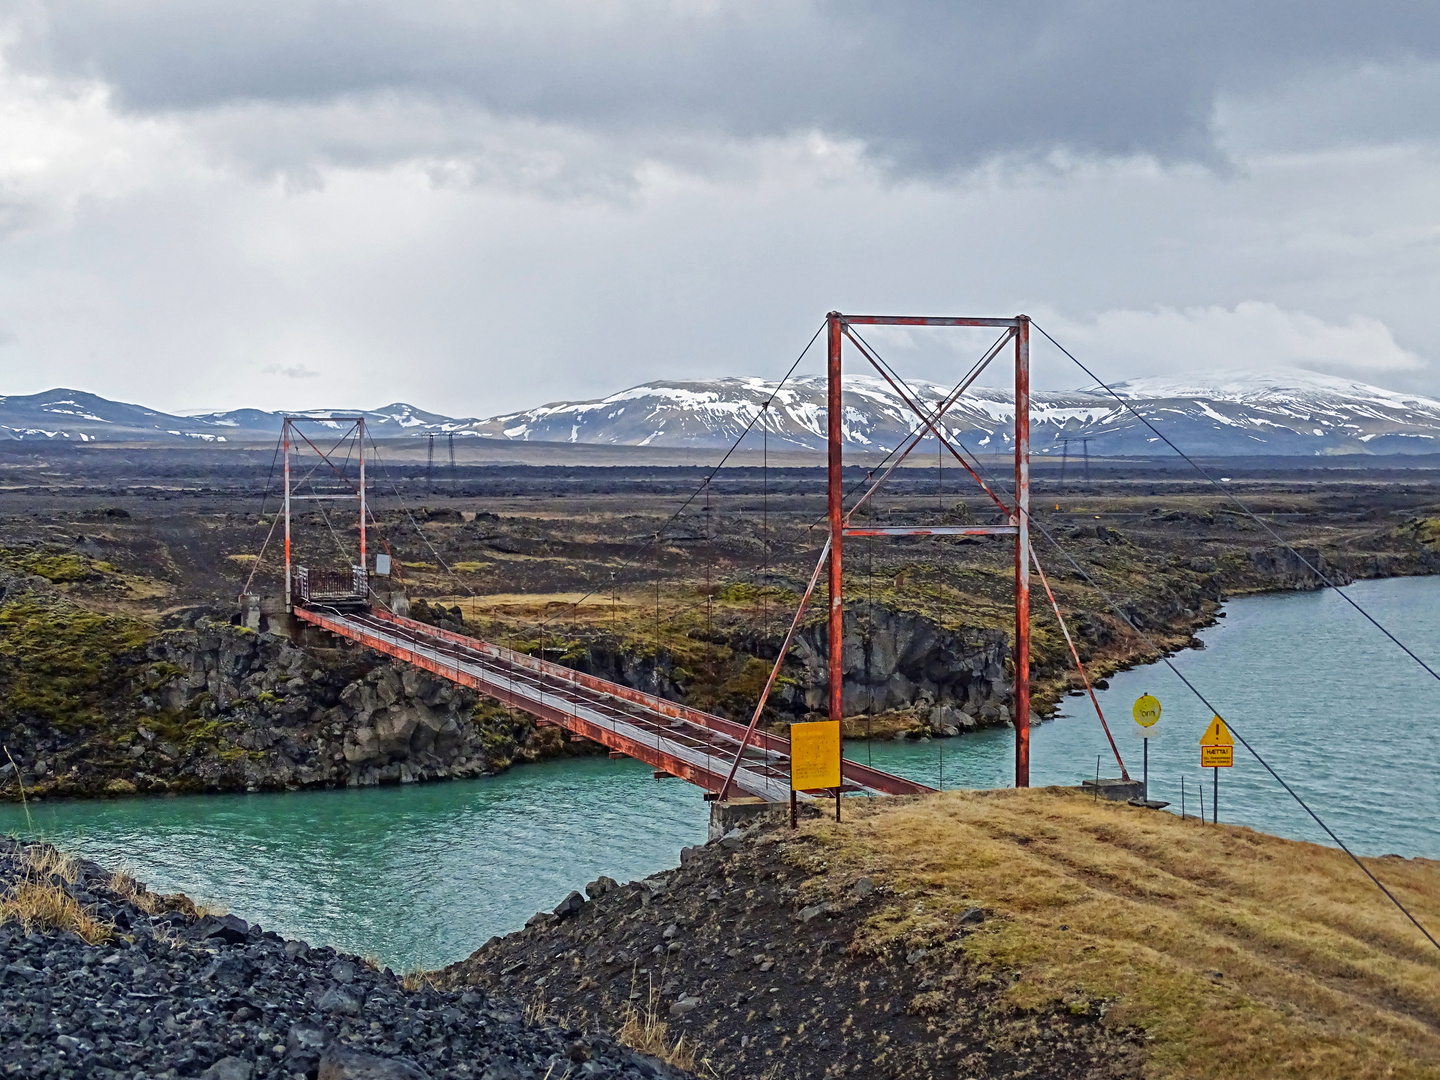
<box><xmin>1033</xmin><ymin>321</ymin><xmax>1440</xmax><ymax>687</ymax></box>
<box><xmin>1030</xmin><ymin>517</ymin><xmax>1440</xmax><ymax>954</ymax></box>
<box><xmin>847</xmin><ymin>327</ymin><xmax>1440</xmax><ymax>953</ymax></box>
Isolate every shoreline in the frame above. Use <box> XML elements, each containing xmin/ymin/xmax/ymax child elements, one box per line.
<box><xmin>0</xmin><ymin>835</ymin><xmax>687</xmax><ymax>1079</ymax></box>
<box><xmin>5</xmin><ymin>552</ymin><xmax>1434</xmax><ymax>806</ymax></box>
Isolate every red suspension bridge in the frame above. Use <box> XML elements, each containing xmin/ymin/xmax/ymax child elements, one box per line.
<box><xmin>257</xmin><ymin>311</ymin><xmax>1134</xmax><ymax>805</ymax></box>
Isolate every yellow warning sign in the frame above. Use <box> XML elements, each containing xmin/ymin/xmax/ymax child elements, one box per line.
<box><xmin>1200</xmin><ymin>716</ymin><xmax>1235</xmax><ymax>768</ymax></box>
<box><xmin>1200</xmin><ymin>716</ymin><xmax>1234</xmax><ymax>746</ymax></box>
<box><xmin>1132</xmin><ymin>694</ymin><xmax>1162</xmax><ymax>728</ymax></box>
<box><xmin>1201</xmin><ymin>744</ymin><xmax>1234</xmax><ymax>768</ymax></box>
<box><xmin>790</xmin><ymin>720</ymin><xmax>841</xmax><ymax>791</ymax></box>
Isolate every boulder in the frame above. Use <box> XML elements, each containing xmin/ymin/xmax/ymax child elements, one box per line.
<box><xmin>552</xmin><ymin>890</ymin><xmax>585</xmax><ymax>920</ymax></box>
<box><xmin>584</xmin><ymin>876</ymin><xmax>618</xmax><ymax>900</ymax></box>
<box><xmin>200</xmin><ymin>1058</ymin><xmax>254</xmax><ymax>1080</ymax></box>
<box><xmin>191</xmin><ymin>913</ymin><xmax>250</xmax><ymax>945</ymax></box>
<box><xmin>319</xmin><ymin>1044</ymin><xmax>431</xmax><ymax>1080</ymax></box>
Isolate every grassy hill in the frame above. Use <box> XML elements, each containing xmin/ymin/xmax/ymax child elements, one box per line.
<box><xmin>445</xmin><ymin>788</ymin><xmax>1440</xmax><ymax>1079</ymax></box>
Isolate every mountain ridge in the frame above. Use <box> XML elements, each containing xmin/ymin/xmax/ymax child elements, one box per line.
<box><xmin>5</xmin><ymin>369</ymin><xmax>1440</xmax><ymax>456</ymax></box>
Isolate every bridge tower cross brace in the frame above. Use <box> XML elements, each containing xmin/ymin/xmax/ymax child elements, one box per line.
<box><xmin>825</xmin><ymin>313</ymin><xmax>1033</xmax><ymax>787</ymax></box>
<box><xmin>282</xmin><ymin>415</ymin><xmax>368</xmax><ymax>613</ymax></box>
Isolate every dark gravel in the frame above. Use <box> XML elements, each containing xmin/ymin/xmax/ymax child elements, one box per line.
<box><xmin>0</xmin><ymin>836</ymin><xmax>689</xmax><ymax>1080</ymax></box>
<box><xmin>441</xmin><ymin>818</ymin><xmax>1146</xmax><ymax>1080</ymax></box>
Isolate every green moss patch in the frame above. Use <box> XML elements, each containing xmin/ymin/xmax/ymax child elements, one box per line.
<box><xmin>0</xmin><ymin>598</ymin><xmax>155</xmax><ymax>731</ymax></box>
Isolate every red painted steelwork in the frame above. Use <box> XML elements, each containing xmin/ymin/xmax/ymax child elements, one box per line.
<box><xmin>842</xmin><ymin>327</ymin><xmax>1012</xmax><ymax>515</ymax></box>
<box><xmin>843</xmin><ymin>526</ymin><xmax>1017</xmax><ymax>537</ymax></box>
<box><xmin>294</xmin><ymin>605</ymin><xmax>932</xmax><ymax>798</ymax></box>
<box><xmin>367</xmin><ymin>609</ymin><xmax>801</xmax><ymax>756</ymax></box>
<box><xmin>841</xmin><ymin>316</ymin><xmax>1024</xmax><ymax>328</ymax></box>
<box><xmin>821</xmin><ymin>311</ymin><xmax>1034</xmax><ymax>790</ymax></box>
<box><xmin>296</xmin><ymin>607</ymin><xmax>739</xmax><ymax>792</ymax></box>
<box><xmin>1014</xmin><ymin>317</ymin><xmax>1032</xmax><ymax>788</ymax></box>
<box><xmin>842</xmin><ymin>328</ymin><xmax>1014</xmax><ymax>527</ymax></box>
<box><xmin>827</xmin><ymin>313</ymin><xmax>845</xmax><ymax>727</ymax></box>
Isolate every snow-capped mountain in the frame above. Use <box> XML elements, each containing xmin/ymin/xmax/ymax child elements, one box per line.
<box><xmin>462</xmin><ymin>370</ymin><xmax>1440</xmax><ymax>456</ymax></box>
<box><xmin>0</xmin><ymin>390</ymin><xmax>234</xmax><ymax>444</ymax></box>
<box><xmin>5</xmin><ymin>369</ymin><xmax>1440</xmax><ymax>455</ymax></box>
<box><xmin>0</xmin><ymin>392</ymin><xmax>484</xmax><ymax>445</ymax></box>
<box><xmin>186</xmin><ymin>403</ymin><xmax>484</xmax><ymax>439</ymax></box>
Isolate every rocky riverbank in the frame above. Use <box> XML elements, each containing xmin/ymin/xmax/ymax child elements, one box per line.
<box><xmin>438</xmin><ymin>809</ymin><xmax>1146</xmax><ymax>1080</ymax></box>
<box><xmin>439</xmin><ymin>789</ymin><xmax>1440</xmax><ymax>1080</ymax></box>
<box><xmin>0</xmin><ymin>836</ymin><xmax>688</xmax><ymax>1080</ymax></box>
<box><xmin>6</xmin><ymin>490</ymin><xmax>1440</xmax><ymax>800</ymax></box>
<box><xmin>0</xmin><ymin>568</ymin><xmax>589</xmax><ymax>802</ymax></box>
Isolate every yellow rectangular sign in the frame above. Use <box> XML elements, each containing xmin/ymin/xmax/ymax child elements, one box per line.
<box><xmin>1201</xmin><ymin>744</ymin><xmax>1234</xmax><ymax>768</ymax></box>
<box><xmin>790</xmin><ymin>720</ymin><xmax>841</xmax><ymax>791</ymax></box>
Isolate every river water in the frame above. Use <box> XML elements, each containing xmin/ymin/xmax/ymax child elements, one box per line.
<box><xmin>4</xmin><ymin>576</ymin><xmax>1437</xmax><ymax>970</ymax></box>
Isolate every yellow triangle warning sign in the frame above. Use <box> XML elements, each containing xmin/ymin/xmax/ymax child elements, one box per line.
<box><xmin>1200</xmin><ymin>716</ymin><xmax>1234</xmax><ymax>746</ymax></box>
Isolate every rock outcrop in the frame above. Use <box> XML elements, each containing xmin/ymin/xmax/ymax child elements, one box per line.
<box><xmin>1</xmin><ymin>618</ymin><xmax>576</xmax><ymax>801</ymax></box>
<box><xmin>793</xmin><ymin>607</ymin><xmax>1010</xmax><ymax>721</ymax></box>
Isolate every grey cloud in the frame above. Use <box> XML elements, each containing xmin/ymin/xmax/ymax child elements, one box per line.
<box><xmin>17</xmin><ymin>1</ymin><xmax>1440</xmax><ymax>173</ymax></box>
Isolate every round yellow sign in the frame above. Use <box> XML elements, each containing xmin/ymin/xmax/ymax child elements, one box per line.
<box><xmin>1132</xmin><ymin>694</ymin><xmax>1162</xmax><ymax>728</ymax></box>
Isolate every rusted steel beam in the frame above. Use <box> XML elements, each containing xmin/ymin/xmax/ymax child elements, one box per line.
<box><xmin>1014</xmin><ymin>316</ymin><xmax>1032</xmax><ymax>789</ymax></box>
<box><xmin>718</xmin><ymin>538</ymin><xmax>830</xmax><ymax>801</ymax></box>
<box><xmin>1031</xmin><ymin>550</ymin><xmax>1127</xmax><ymax>780</ymax></box>
<box><xmin>843</xmin><ymin>526</ymin><xmax>1017</xmax><ymax>537</ymax></box>
<box><xmin>300</xmin><ymin>606</ymin><xmax>932</xmax><ymax>797</ymax></box>
<box><xmin>283</xmin><ymin>421</ymin><xmax>291</xmax><ymax>612</ymax></box>
<box><xmin>843</xmin><ymin>327</ymin><xmax>1012</xmax><ymax>516</ymax></box>
<box><xmin>840</xmin><ymin>316</ymin><xmax>1023</xmax><ymax>328</ymax></box>
<box><xmin>827</xmin><ymin>312</ymin><xmax>845</xmax><ymax>730</ymax></box>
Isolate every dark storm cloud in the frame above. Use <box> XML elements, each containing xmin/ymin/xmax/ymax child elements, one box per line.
<box><xmin>18</xmin><ymin>1</ymin><xmax>1440</xmax><ymax>172</ymax></box>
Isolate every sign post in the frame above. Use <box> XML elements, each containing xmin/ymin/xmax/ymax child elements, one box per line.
<box><xmin>789</xmin><ymin>720</ymin><xmax>842</xmax><ymax>828</ymax></box>
<box><xmin>1199</xmin><ymin>716</ymin><xmax>1234</xmax><ymax>823</ymax></box>
<box><xmin>1132</xmin><ymin>694</ymin><xmax>1161</xmax><ymax>801</ymax></box>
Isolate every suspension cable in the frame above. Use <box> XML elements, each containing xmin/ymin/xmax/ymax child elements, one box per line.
<box><xmin>1030</xmin><ymin>549</ymin><xmax>1128</xmax><ymax>780</ymax></box>
<box><xmin>846</xmin><ymin>325</ymin><xmax>1440</xmax><ymax>952</ymax></box>
<box><xmin>526</xmin><ymin>321</ymin><xmax>825</xmax><ymax>637</ymax></box>
<box><xmin>1032</xmin><ymin>321</ymin><xmax>1440</xmax><ymax>687</ymax></box>
<box><xmin>1031</xmin><ymin>515</ymin><xmax>1440</xmax><ymax>952</ymax></box>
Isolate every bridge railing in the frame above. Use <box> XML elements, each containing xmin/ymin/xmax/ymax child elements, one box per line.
<box><xmin>292</xmin><ymin>565</ymin><xmax>369</xmax><ymax>606</ymax></box>
<box><xmin>363</xmin><ymin>606</ymin><xmax>932</xmax><ymax>797</ymax></box>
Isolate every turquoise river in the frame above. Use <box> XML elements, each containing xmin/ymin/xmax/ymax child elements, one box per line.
<box><xmin>4</xmin><ymin>575</ymin><xmax>1438</xmax><ymax>971</ymax></box>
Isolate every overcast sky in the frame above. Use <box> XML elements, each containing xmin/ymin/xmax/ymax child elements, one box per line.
<box><xmin>2</xmin><ymin>1</ymin><xmax>1439</xmax><ymax>416</ymax></box>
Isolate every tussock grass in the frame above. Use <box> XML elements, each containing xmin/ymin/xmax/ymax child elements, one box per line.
<box><xmin>159</xmin><ymin>890</ymin><xmax>226</xmax><ymax>919</ymax></box>
<box><xmin>813</xmin><ymin>788</ymin><xmax>1440</xmax><ymax>1080</ymax></box>
<box><xmin>402</xmin><ymin>968</ymin><xmax>437</xmax><ymax>992</ymax></box>
<box><xmin>0</xmin><ymin>844</ymin><xmax>111</xmax><ymax>944</ymax></box>
<box><xmin>107</xmin><ymin>869</ymin><xmax>163</xmax><ymax>914</ymax></box>
<box><xmin>613</xmin><ymin>968</ymin><xmax>716</xmax><ymax>1076</ymax></box>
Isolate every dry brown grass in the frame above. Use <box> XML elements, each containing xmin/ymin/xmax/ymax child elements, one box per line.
<box><xmin>613</xmin><ymin>969</ymin><xmax>717</xmax><ymax>1076</ymax></box>
<box><xmin>0</xmin><ymin>844</ymin><xmax>111</xmax><ymax>944</ymax></box>
<box><xmin>402</xmin><ymin>968</ymin><xmax>437</xmax><ymax>992</ymax></box>
<box><xmin>107</xmin><ymin>869</ymin><xmax>163</xmax><ymax>914</ymax></box>
<box><xmin>151</xmin><ymin>889</ymin><xmax>225</xmax><ymax>919</ymax></box>
<box><xmin>809</xmin><ymin>788</ymin><xmax>1440</xmax><ymax>1080</ymax></box>
<box><xmin>616</xmin><ymin>999</ymin><xmax>701</xmax><ymax>1073</ymax></box>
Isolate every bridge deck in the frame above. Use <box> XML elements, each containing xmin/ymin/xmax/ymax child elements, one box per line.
<box><xmin>293</xmin><ymin>606</ymin><xmax>933</xmax><ymax>802</ymax></box>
